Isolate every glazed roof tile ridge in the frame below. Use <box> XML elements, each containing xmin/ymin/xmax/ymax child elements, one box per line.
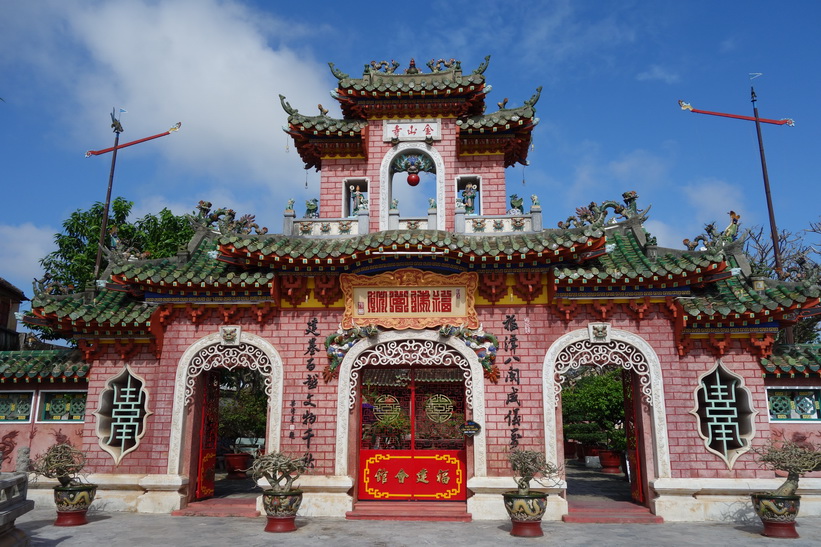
<box><xmin>221</xmin><ymin>226</ymin><xmax>604</xmax><ymax>260</ymax></box>
<box><xmin>0</xmin><ymin>348</ymin><xmax>89</xmax><ymax>381</ymax></box>
<box><xmin>760</xmin><ymin>344</ymin><xmax>821</xmax><ymax>375</ymax></box>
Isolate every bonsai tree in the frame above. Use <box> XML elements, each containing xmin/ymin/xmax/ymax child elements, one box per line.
<box><xmin>249</xmin><ymin>451</ymin><xmax>308</xmax><ymax>493</ymax></box>
<box><xmin>753</xmin><ymin>439</ymin><xmax>821</xmax><ymax>496</ymax></box>
<box><xmin>30</xmin><ymin>443</ymin><xmax>88</xmax><ymax>487</ymax></box>
<box><xmin>508</xmin><ymin>448</ymin><xmax>561</xmax><ymax>495</ymax></box>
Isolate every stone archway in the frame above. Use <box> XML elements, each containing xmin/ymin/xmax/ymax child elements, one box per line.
<box><xmin>379</xmin><ymin>142</ymin><xmax>446</xmax><ymax>231</ymax></box>
<box><xmin>542</xmin><ymin>325</ymin><xmax>671</xmax><ymax>479</ymax></box>
<box><xmin>333</xmin><ymin>329</ymin><xmax>487</xmax><ymax>478</ymax></box>
<box><xmin>166</xmin><ymin>329</ymin><xmax>284</xmax><ymax>475</ymax></box>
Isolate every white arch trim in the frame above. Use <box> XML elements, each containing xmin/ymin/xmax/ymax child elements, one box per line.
<box><xmin>333</xmin><ymin>329</ymin><xmax>487</xmax><ymax>477</ymax></box>
<box><xmin>379</xmin><ymin>142</ymin><xmax>446</xmax><ymax>231</ymax></box>
<box><xmin>166</xmin><ymin>331</ymin><xmax>284</xmax><ymax>475</ymax></box>
<box><xmin>542</xmin><ymin>327</ymin><xmax>672</xmax><ymax>478</ymax></box>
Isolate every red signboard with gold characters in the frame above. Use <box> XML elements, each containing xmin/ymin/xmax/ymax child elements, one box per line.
<box><xmin>358</xmin><ymin>450</ymin><xmax>466</xmax><ymax>500</ymax></box>
<box><xmin>340</xmin><ymin>269</ymin><xmax>479</xmax><ymax>330</ymax></box>
<box><xmin>358</xmin><ymin>368</ymin><xmax>468</xmax><ymax>501</ymax></box>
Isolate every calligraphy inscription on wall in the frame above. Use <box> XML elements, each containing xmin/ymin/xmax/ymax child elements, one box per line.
<box><xmin>340</xmin><ymin>269</ymin><xmax>479</xmax><ymax>330</ymax></box>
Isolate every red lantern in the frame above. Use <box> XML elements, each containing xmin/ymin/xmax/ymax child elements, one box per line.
<box><xmin>407</xmin><ymin>173</ymin><xmax>420</xmax><ymax>186</ymax></box>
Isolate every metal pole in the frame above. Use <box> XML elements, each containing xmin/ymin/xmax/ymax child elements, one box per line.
<box><xmin>92</xmin><ymin>123</ymin><xmax>123</xmax><ymax>281</ymax></box>
<box><xmin>751</xmin><ymin>87</ymin><xmax>793</xmax><ymax>343</ymax></box>
<box><xmin>751</xmin><ymin>86</ymin><xmax>784</xmax><ymax>278</ymax></box>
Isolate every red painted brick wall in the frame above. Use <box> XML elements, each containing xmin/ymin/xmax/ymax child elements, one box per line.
<box><xmin>13</xmin><ymin>300</ymin><xmax>816</xmax><ymax>484</ymax></box>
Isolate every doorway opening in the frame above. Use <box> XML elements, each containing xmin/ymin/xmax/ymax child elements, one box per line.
<box><xmin>195</xmin><ymin>368</ymin><xmax>267</xmax><ymax>501</ymax></box>
<box><xmin>357</xmin><ymin>367</ymin><xmax>467</xmax><ymax>501</ymax></box>
<box><xmin>561</xmin><ymin>367</ymin><xmax>641</xmax><ymax>505</ymax></box>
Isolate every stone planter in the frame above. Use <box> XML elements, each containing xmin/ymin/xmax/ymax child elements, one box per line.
<box><xmin>262</xmin><ymin>489</ymin><xmax>303</xmax><ymax>533</ymax></box>
<box><xmin>53</xmin><ymin>483</ymin><xmax>97</xmax><ymax>526</ymax></box>
<box><xmin>502</xmin><ymin>490</ymin><xmax>548</xmax><ymax>537</ymax></box>
<box><xmin>0</xmin><ymin>472</ymin><xmax>34</xmax><ymax>542</ymax></box>
<box><xmin>751</xmin><ymin>492</ymin><xmax>800</xmax><ymax>539</ymax></box>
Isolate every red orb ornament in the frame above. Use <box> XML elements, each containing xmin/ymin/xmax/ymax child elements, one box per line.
<box><xmin>407</xmin><ymin>173</ymin><xmax>420</xmax><ymax>186</ymax></box>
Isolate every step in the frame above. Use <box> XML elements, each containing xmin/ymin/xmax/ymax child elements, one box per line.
<box><xmin>172</xmin><ymin>498</ymin><xmax>260</xmax><ymax>518</ymax></box>
<box><xmin>563</xmin><ymin>512</ymin><xmax>664</xmax><ymax>524</ymax></box>
<box><xmin>563</xmin><ymin>499</ymin><xmax>663</xmax><ymax>524</ymax></box>
<box><xmin>346</xmin><ymin>501</ymin><xmax>471</xmax><ymax>522</ymax></box>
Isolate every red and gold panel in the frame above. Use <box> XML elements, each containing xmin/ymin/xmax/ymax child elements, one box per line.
<box><xmin>340</xmin><ymin>269</ymin><xmax>479</xmax><ymax>330</ymax></box>
<box><xmin>358</xmin><ymin>450</ymin><xmax>465</xmax><ymax>500</ymax></box>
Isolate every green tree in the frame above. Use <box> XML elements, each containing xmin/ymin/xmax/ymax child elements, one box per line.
<box><xmin>38</xmin><ymin>198</ymin><xmax>194</xmax><ymax>294</ymax></box>
<box><xmin>561</xmin><ymin>368</ymin><xmax>625</xmax><ymax>449</ymax></box>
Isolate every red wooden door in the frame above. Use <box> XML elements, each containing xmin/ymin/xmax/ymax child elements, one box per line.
<box><xmin>358</xmin><ymin>368</ymin><xmax>466</xmax><ymax>501</ymax></box>
<box><xmin>195</xmin><ymin>370</ymin><xmax>220</xmax><ymax>500</ymax></box>
<box><xmin>622</xmin><ymin>369</ymin><xmax>644</xmax><ymax>504</ymax></box>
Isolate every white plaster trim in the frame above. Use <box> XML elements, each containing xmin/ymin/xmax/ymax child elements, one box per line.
<box><xmin>379</xmin><ymin>143</ymin><xmax>446</xmax><ymax>231</ymax></box>
<box><xmin>333</xmin><ymin>329</ymin><xmax>487</xmax><ymax>478</ymax></box>
<box><xmin>167</xmin><ymin>331</ymin><xmax>284</xmax><ymax>475</ymax></box>
<box><xmin>543</xmin><ymin>327</ymin><xmax>672</xmax><ymax>478</ymax></box>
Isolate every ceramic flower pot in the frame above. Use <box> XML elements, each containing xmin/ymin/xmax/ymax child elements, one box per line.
<box><xmin>223</xmin><ymin>453</ymin><xmax>253</xmax><ymax>480</ymax></box>
<box><xmin>751</xmin><ymin>492</ymin><xmax>800</xmax><ymax>538</ymax></box>
<box><xmin>53</xmin><ymin>483</ymin><xmax>97</xmax><ymax>526</ymax></box>
<box><xmin>502</xmin><ymin>490</ymin><xmax>548</xmax><ymax>537</ymax></box>
<box><xmin>597</xmin><ymin>449</ymin><xmax>622</xmax><ymax>474</ymax></box>
<box><xmin>262</xmin><ymin>489</ymin><xmax>303</xmax><ymax>532</ymax></box>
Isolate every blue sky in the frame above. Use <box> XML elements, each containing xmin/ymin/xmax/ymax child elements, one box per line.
<box><xmin>1</xmin><ymin>0</ymin><xmax>820</xmax><ymax>314</ymax></box>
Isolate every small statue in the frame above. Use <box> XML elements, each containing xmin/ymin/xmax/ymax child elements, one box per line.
<box><xmin>350</xmin><ymin>186</ymin><xmax>367</xmax><ymax>215</ymax></box>
<box><xmin>461</xmin><ymin>184</ymin><xmax>478</xmax><ymax>215</ymax></box>
<box><xmin>304</xmin><ymin>198</ymin><xmax>319</xmax><ymax>218</ymax></box>
<box><xmin>286</xmin><ymin>198</ymin><xmax>295</xmax><ymax>211</ymax></box>
<box><xmin>428</xmin><ymin>198</ymin><xmax>437</xmax><ymax>209</ymax></box>
<box><xmin>508</xmin><ymin>194</ymin><xmax>524</xmax><ymax>214</ymax></box>
<box><xmin>390</xmin><ymin>198</ymin><xmax>399</xmax><ymax>210</ymax></box>
<box><xmin>530</xmin><ymin>194</ymin><xmax>540</xmax><ymax>207</ymax></box>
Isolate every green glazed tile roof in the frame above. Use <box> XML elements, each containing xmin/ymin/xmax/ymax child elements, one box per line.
<box><xmin>332</xmin><ymin>62</ymin><xmax>486</xmax><ymax>96</ymax></box>
<box><xmin>679</xmin><ymin>276</ymin><xmax>820</xmax><ymax>325</ymax></box>
<box><xmin>110</xmin><ymin>237</ymin><xmax>273</xmax><ymax>290</ymax></box>
<box><xmin>0</xmin><ymin>349</ymin><xmax>89</xmax><ymax>382</ymax></box>
<box><xmin>554</xmin><ymin>230</ymin><xmax>722</xmax><ymax>286</ymax></box>
<box><xmin>761</xmin><ymin>345</ymin><xmax>821</xmax><ymax>376</ymax></box>
<box><xmin>217</xmin><ymin>227</ymin><xmax>606</xmax><ymax>267</ymax></box>
<box><xmin>285</xmin><ymin>113</ymin><xmax>367</xmax><ymax>136</ymax></box>
<box><xmin>32</xmin><ymin>289</ymin><xmax>156</xmax><ymax>332</ymax></box>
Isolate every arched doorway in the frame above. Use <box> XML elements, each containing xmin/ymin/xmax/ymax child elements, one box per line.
<box><xmin>378</xmin><ymin>143</ymin><xmax>446</xmax><ymax>231</ymax></box>
<box><xmin>542</xmin><ymin>325</ymin><xmax>671</xmax><ymax>514</ymax></box>
<box><xmin>167</xmin><ymin>329</ymin><xmax>284</xmax><ymax>501</ymax></box>
<box><xmin>332</xmin><ymin>330</ymin><xmax>488</xmax><ymax>514</ymax></box>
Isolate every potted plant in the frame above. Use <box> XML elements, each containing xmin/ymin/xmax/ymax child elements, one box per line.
<box><xmin>248</xmin><ymin>451</ymin><xmax>308</xmax><ymax>533</ymax></box>
<box><xmin>751</xmin><ymin>439</ymin><xmax>821</xmax><ymax>538</ymax></box>
<box><xmin>30</xmin><ymin>443</ymin><xmax>97</xmax><ymax>526</ymax></box>
<box><xmin>503</xmin><ymin>448</ymin><xmax>561</xmax><ymax>537</ymax></box>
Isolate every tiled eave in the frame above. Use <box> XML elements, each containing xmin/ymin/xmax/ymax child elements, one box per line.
<box><xmin>217</xmin><ymin>236</ymin><xmax>607</xmax><ymax>270</ymax></box>
<box><xmin>760</xmin><ymin>344</ymin><xmax>821</xmax><ymax>377</ymax></box>
<box><xmin>0</xmin><ymin>349</ymin><xmax>89</xmax><ymax>383</ymax></box>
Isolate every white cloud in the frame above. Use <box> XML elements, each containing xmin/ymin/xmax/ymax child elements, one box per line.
<box><xmin>0</xmin><ymin>0</ymin><xmax>334</xmax><ymax>216</ymax></box>
<box><xmin>636</xmin><ymin>65</ymin><xmax>680</xmax><ymax>84</ymax></box>
<box><xmin>0</xmin><ymin>223</ymin><xmax>57</xmax><ymax>298</ymax></box>
<box><xmin>681</xmin><ymin>177</ymin><xmax>746</xmax><ymax>227</ymax></box>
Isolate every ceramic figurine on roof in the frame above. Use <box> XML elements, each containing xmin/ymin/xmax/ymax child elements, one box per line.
<box><xmin>9</xmin><ymin>55</ymin><xmax>821</xmax><ymax>529</ymax></box>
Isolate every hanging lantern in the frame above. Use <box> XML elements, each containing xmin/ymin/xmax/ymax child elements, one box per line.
<box><xmin>407</xmin><ymin>162</ymin><xmax>420</xmax><ymax>186</ymax></box>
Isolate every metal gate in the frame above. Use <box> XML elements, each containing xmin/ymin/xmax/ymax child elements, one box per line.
<box><xmin>358</xmin><ymin>367</ymin><xmax>467</xmax><ymax>500</ymax></box>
